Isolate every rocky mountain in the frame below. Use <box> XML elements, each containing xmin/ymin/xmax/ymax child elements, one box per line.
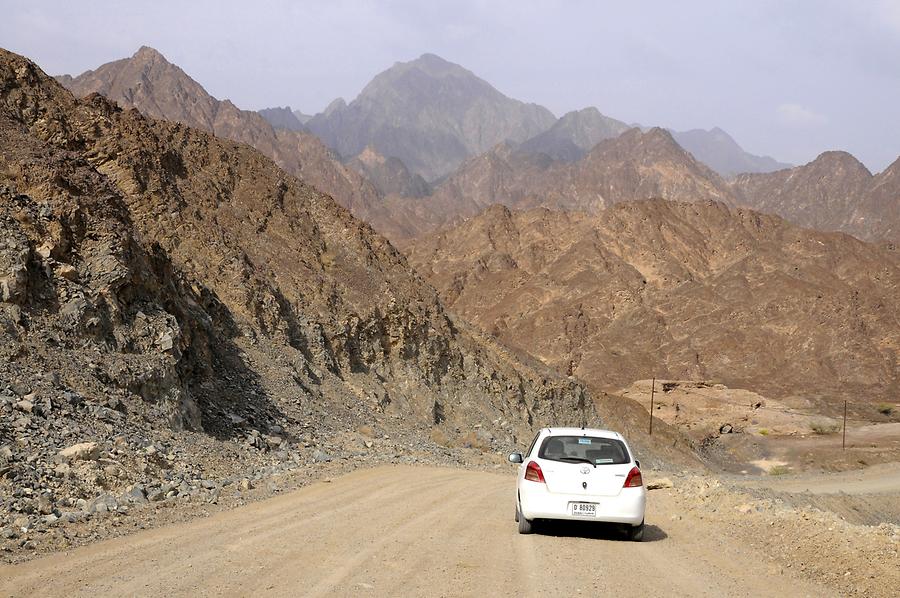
<box><xmin>306</xmin><ymin>53</ymin><xmax>556</xmax><ymax>181</ymax></box>
<box><xmin>516</xmin><ymin>107</ymin><xmax>630</xmax><ymax>162</ymax></box>
<box><xmin>386</xmin><ymin>127</ymin><xmax>737</xmax><ymax>242</ymax></box>
<box><xmin>671</xmin><ymin>127</ymin><xmax>791</xmax><ymax>177</ymax></box>
<box><xmin>258</xmin><ymin>106</ymin><xmax>306</xmax><ymax>131</ymax></box>
<box><xmin>346</xmin><ymin>146</ymin><xmax>431</xmax><ymax>198</ymax></box>
<box><xmin>406</xmin><ymin>200</ymin><xmax>900</xmax><ymax>405</ymax></box>
<box><xmin>732</xmin><ymin>152</ymin><xmax>900</xmax><ymax>242</ymax></box>
<box><xmin>0</xmin><ymin>48</ymin><xmax>598</xmax><ymax>522</ymax></box>
<box><xmin>56</xmin><ymin>46</ymin><xmax>400</xmax><ymax>232</ymax></box>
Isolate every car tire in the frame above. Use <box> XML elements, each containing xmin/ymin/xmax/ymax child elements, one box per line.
<box><xmin>517</xmin><ymin>502</ymin><xmax>533</xmax><ymax>534</ymax></box>
<box><xmin>628</xmin><ymin>520</ymin><xmax>645</xmax><ymax>542</ymax></box>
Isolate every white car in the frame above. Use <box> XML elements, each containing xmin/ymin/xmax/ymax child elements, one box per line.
<box><xmin>509</xmin><ymin>427</ymin><xmax>647</xmax><ymax>540</ymax></box>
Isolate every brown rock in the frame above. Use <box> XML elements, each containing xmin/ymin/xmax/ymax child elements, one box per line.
<box><xmin>58</xmin><ymin>442</ymin><xmax>101</xmax><ymax>462</ymax></box>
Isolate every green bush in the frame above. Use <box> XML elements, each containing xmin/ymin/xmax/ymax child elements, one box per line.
<box><xmin>877</xmin><ymin>404</ymin><xmax>894</xmax><ymax>416</ymax></box>
<box><xmin>809</xmin><ymin>419</ymin><xmax>840</xmax><ymax>435</ymax></box>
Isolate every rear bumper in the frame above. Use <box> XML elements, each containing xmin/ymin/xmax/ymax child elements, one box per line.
<box><xmin>519</xmin><ymin>484</ymin><xmax>646</xmax><ymax>525</ymax></box>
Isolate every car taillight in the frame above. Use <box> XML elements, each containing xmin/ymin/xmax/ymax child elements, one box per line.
<box><xmin>623</xmin><ymin>466</ymin><xmax>643</xmax><ymax>488</ymax></box>
<box><xmin>524</xmin><ymin>460</ymin><xmax>545</xmax><ymax>483</ymax></box>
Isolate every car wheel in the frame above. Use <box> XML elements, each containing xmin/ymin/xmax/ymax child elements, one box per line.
<box><xmin>628</xmin><ymin>520</ymin><xmax>645</xmax><ymax>542</ymax></box>
<box><xmin>517</xmin><ymin>502</ymin><xmax>533</xmax><ymax>534</ymax></box>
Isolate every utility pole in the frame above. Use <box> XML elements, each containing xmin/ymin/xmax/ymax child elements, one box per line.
<box><xmin>842</xmin><ymin>400</ymin><xmax>848</xmax><ymax>450</ymax></box>
<box><xmin>649</xmin><ymin>377</ymin><xmax>655</xmax><ymax>436</ymax></box>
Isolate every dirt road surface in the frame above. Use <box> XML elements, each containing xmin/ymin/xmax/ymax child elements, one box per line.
<box><xmin>739</xmin><ymin>461</ymin><xmax>900</xmax><ymax>495</ymax></box>
<box><xmin>0</xmin><ymin>466</ymin><xmax>834</xmax><ymax>597</ymax></box>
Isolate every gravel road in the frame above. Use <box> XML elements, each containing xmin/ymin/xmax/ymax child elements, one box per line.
<box><xmin>739</xmin><ymin>461</ymin><xmax>900</xmax><ymax>495</ymax></box>
<box><xmin>0</xmin><ymin>465</ymin><xmax>836</xmax><ymax>597</ymax></box>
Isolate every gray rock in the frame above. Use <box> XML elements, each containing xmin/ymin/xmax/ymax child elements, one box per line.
<box><xmin>86</xmin><ymin>494</ymin><xmax>118</xmax><ymax>514</ymax></box>
<box><xmin>122</xmin><ymin>484</ymin><xmax>147</xmax><ymax>504</ymax></box>
<box><xmin>0</xmin><ymin>527</ymin><xmax>18</xmax><ymax>539</ymax></box>
<box><xmin>312</xmin><ymin>450</ymin><xmax>332</xmax><ymax>463</ymax></box>
<box><xmin>9</xmin><ymin>381</ymin><xmax>30</xmax><ymax>396</ymax></box>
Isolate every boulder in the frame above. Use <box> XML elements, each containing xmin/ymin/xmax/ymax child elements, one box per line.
<box><xmin>58</xmin><ymin>442</ymin><xmax>101</xmax><ymax>462</ymax></box>
<box><xmin>646</xmin><ymin>477</ymin><xmax>674</xmax><ymax>490</ymax></box>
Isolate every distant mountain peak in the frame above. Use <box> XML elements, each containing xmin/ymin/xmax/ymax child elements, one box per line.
<box><xmin>811</xmin><ymin>150</ymin><xmax>869</xmax><ymax>169</ymax></box>
<box><xmin>670</xmin><ymin>127</ymin><xmax>791</xmax><ymax>177</ymax></box>
<box><xmin>307</xmin><ymin>54</ymin><xmax>556</xmax><ymax>180</ymax></box>
<box><xmin>642</xmin><ymin>126</ymin><xmax>679</xmax><ymax>143</ymax></box>
<box><xmin>134</xmin><ymin>45</ymin><xmax>165</xmax><ymax>59</ymax></box>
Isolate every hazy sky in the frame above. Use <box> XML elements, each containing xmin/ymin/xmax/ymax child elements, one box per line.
<box><xmin>3</xmin><ymin>0</ymin><xmax>899</xmax><ymax>171</ymax></box>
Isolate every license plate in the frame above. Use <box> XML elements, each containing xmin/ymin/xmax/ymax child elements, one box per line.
<box><xmin>571</xmin><ymin>502</ymin><xmax>597</xmax><ymax>517</ymax></box>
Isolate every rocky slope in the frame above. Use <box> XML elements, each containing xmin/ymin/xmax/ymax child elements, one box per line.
<box><xmin>56</xmin><ymin>46</ymin><xmax>401</xmax><ymax>233</ymax></box>
<box><xmin>306</xmin><ymin>53</ymin><xmax>556</xmax><ymax>181</ymax></box>
<box><xmin>671</xmin><ymin>127</ymin><xmax>791</xmax><ymax>177</ymax></box>
<box><xmin>386</xmin><ymin>127</ymin><xmax>738</xmax><ymax>242</ymax></box>
<box><xmin>0</xmin><ymin>48</ymin><xmax>597</xmax><ymax>536</ymax></box>
<box><xmin>405</xmin><ymin>200</ymin><xmax>900</xmax><ymax>405</ymax></box>
<box><xmin>732</xmin><ymin>152</ymin><xmax>900</xmax><ymax>242</ymax></box>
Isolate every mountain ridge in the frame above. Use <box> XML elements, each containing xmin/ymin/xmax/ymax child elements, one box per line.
<box><xmin>732</xmin><ymin>150</ymin><xmax>899</xmax><ymax>242</ymax></box>
<box><xmin>55</xmin><ymin>46</ymin><xmax>411</xmax><ymax>236</ymax></box>
<box><xmin>405</xmin><ymin>199</ymin><xmax>900</xmax><ymax>404</ymax></box>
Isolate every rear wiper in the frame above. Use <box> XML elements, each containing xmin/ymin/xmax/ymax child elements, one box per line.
<box><xmin>558</xmin><ymin>457</ymin><xmax>595</xmax><ymax>467</ymax></box>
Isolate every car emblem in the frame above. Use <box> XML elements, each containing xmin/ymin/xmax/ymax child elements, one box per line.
<box><xmin>580</xmin><ymin>465</ymin><xmax>591</xmax><ymax>474</ymax></box>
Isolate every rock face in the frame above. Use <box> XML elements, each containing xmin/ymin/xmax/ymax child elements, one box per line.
<box><xmin>56</xmin><ymin>46</ymin><xmax>398</xmax><ymax>234</ymax></box>
<box><xmin>258</xmin><ymin>106</ymin><xmax>307</xmax><ymax>131</ymax></box>
<box><xmin>306</xmin><ymin>53</ymin><xmax>557</xmax><ymax>181</ymax></box>
<box><xmin>517</xmin><ymin>107</ymin><xmax>631</xmax><ymax>162</ymax></box>
<box><xmin>405</xmin><ymin>200</ymin><xmax>900</xmax><ymax>403</ymax></box>
<box><xmin>732</xmin><ymin>152</ymin><xmax>900</xmax><ymax>243</ymax></box>
<box><xmin>1</xmin><ymin>48</ymin><xmax>595</xmax><ymax>476</ymax></box>
<box><xmin>671</xmin><ymin>127</ymin><xmax>791</xmax><ymax>177</ymax></box>
<box><xmin>386</xmin><ymin>127</ymin><xmax>737</xmax><ymax>242</ymax></box>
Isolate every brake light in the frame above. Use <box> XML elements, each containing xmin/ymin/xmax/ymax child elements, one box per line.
<box><xmin>623</xmin><ymin>466</ymin><xmax>643</xmax><ymax>488</ymax></box>
<box><xmin>524</xmin><ymin>461</ymin><xmax>545</xmax><ymax>483</ymax></box>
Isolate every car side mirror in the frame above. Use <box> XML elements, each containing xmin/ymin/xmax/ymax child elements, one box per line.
<box><xmin>508</xmin><ymin>452</ymin><xmax>523</xmax><ymax>464</ymax></box>
<box><xmin>635</xmin><ymin>460</ymin><xmax>641</xmax><ymax>469</ymax></box>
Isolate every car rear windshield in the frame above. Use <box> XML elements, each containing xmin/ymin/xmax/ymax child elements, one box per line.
<box><xmin>538</xmin><ymin>436</ymin><xmax>630</xmax><ymax>465</ymax></box>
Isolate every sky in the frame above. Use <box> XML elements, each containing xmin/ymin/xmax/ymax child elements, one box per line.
<box><xmin>2</xmin><ymin>0</ymin><xmax>899</xmax><ymax>171</ymax></box>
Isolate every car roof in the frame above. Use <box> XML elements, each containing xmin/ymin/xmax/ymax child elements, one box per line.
<box><xmin>540</xmin><ymin>427</ymin><xmax>623</xmax><ymax>440</ymax></box>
